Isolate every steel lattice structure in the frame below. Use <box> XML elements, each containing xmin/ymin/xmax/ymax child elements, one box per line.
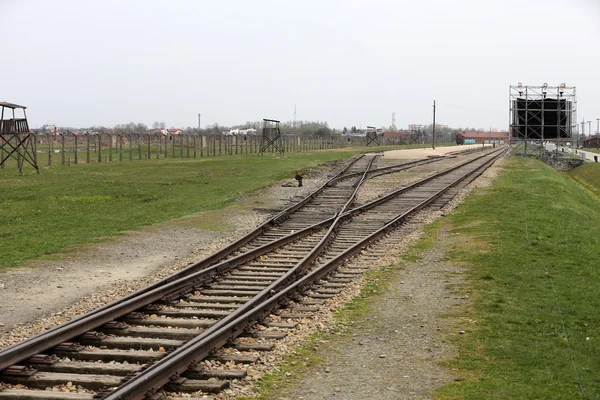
<box><xmin>0</xmin><ymin>102</ymin><xmax>39</xmax><ymax>174</ymax></box>
<box><xmin>509</xmin><ymin>84</ymin><xmax>577</xmax><ymax>148</ymax></box>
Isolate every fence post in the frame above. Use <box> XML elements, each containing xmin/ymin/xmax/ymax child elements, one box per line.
<box><xmin>61</xmin><ymin>134</ymin><xmax>65</xmax><ymax>165</ymax></box>
<box><xmin>109</xmin><ymin>133</ymin><xmax>113</xmax><ymax>162</ymax></box>
<box><xmin>179</xmin><ymin>135</ymin><xmax>183</xmax><ymax>158</ymax></box>
<box><xmin>119</xmin><ymin>134</ymin><xmax>123</xmax><ymax>162</ymax></box>
<box><xmin>86</xmin><ymin>133</ymin><xmax>91</xmax><ymax>163</ymax></box>
<box><xmin>147</xmin><ymin>134</ymin><xmax>151</xmax><ymax>160</ymax></box>
<box><xmin>186</xmin><ymin>135</ymin><xmax>190</xmax><ymax>158</ymax></box>
<box><xmin>156</xmin><ymin>134</ymin><xmax>160</xmax><ymax>159</ymax></box>
<box><xmin>164</xmin><ymin>135</ymin><xmax>168</xmax><ymax>159</ymax></box>
<box><xmin>47</xmin><ymin>133</ymin><xmax>52</xmax><ymax>166</ymax></box>
<box><xmin>137</xmin><ymin>134</ymin><xmax>142</xmax><ymax>160</ymax></box>
<box><xmin>129</xmin><ymin>133</ymin><xmax>133</xmax><ymax>161</ymax></box>
<box><xmin>74</xmin><ymin>134</ymin><xmax>78</xmax><ymax>164</ymax></box>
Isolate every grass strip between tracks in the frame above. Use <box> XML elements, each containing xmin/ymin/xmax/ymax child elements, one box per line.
<box><xmin>436</xmin><ymin>157</ymin><xmax>600</xmax><ymax>399</ymax></box>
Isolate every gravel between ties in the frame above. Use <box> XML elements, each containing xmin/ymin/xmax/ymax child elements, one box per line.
<box><xmin>216</xmin><ymin>155</ymin><xmax>507</xmax><ymax>400</ymax></box>
<box><xmin>0</xmin><ymin>152</ymin><xmax>505</xmax><ymax>399</ymax></box>
<box><xmin>0</xmin><ymin>164</ymin><xmax>331</xmax><ymax>346</ymax></box>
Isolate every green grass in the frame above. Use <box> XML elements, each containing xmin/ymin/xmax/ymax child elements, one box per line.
<box><xmin>569</xmin><ymin>162</ymin><xmax>600</xmax><ymax>199</ymax></box>
<box><xmin>436</xmin><ymin>158</ymin><xmax>600</xmax><ymax>399</ymax></box>
<box><xmin>0</xmin><ymin>145</ymin><xmax>427</xmax><ymax>269</ymax></box>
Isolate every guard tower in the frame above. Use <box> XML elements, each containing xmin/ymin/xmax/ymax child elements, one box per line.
<box><xmin>259</xmin><ymin>119</ymin><xmax>284</xmax><ymax>155</ymax></box>
<box><xmin>365</xmin><ymin>126</ymin><xmax>379</xmax><ymax>146</ymax></box>
<box><xmin>0</xmin><ymin>102</ymin><xmax>39</xmax><ymax>174</ymax></box>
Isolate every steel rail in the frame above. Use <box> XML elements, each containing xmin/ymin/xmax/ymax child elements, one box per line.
<box><xmin>0</xmin><ymin>150</ymin><xmax>496</xmax><ymax>371</ymax></box>
<box><xmin>0</xmin><ymin>155</ymin><xmax>379</xmax><ymax>371</ymax></box>
<box><xmin>0</xmin><ymin>154</ymin><xmax>373</xmax><ymax>364</ymax></box>
<box><xmin>0</xmin><ymin>150</ymin><xmax>498</xmax><ymax>373</ymax></box>
<box><xmin>326</xmin><ymin>155</ymin><xmax>445</xmax><ymax>186</ymax></box>
<box><xmin>102</xmin><ymin>148</ymin><xmax>506</xmax><ymax>400</ymax></box>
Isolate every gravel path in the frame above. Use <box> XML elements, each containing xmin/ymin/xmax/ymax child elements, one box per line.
<box><xmin>271</xmin><ymin>229</ymin><xmax>465</xmax><ymax>400</ymax></box>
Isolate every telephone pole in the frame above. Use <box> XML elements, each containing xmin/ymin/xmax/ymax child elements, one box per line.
<box><xmin>432</xmin><ymin>100</ymin><xmax>436</xmax><ymax>150</ymax></box>
<box><xmin>588</xmin><ymin>121</ymin><xmax>592</xmax><ymax>140</ymax></box>
<box><xmin>597</xmin><ymin>118</ymin><xmax>600</xmax><ymax>135</ymax></box>
<box><xmin>198</xmin><ymin>113</ymin><xmax>201</xmax><ymax>129</ymax></box>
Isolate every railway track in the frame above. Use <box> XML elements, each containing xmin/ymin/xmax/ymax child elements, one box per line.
<box><xmin>0</xmin><ymin>148</ymin><xmax>505</xmax><ymax>399</ymax></box>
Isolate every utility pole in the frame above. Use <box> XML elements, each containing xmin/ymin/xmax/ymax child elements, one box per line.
<box><xmin>432</xmin><ymin>100</ymin><xmax>436</xmax><ymax>150</ymax></box>
<box><xmin>293</xmin><ymin>104</ymin><xmax>297</xmax><ymax>128</ymax></box>
<box><xmin>597</xmin><ymin>118</ymin><xmax>600</xmax><ymax>135</ymax></box>
<box><xmin>198</xmin><ymin>113</ymin><xmax>201</xmax><ymax>129</ymax></box>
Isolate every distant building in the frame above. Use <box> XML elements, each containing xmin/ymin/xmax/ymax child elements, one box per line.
<box><xmin>582</xmin><ymin>135</ymin><xmax>600</xmax><ymax>148</ymax></box>
<box><xmin>226</xmin><ymin>128</ymin><xmax>257</xmax><ymax>135</ymax></box>
<box><xmin>456</xmin><ymin>131</ymin><xmax>509</xmax><ymax>145</ymax></box>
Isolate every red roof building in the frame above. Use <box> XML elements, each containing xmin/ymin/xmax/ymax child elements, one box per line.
<box><xmin>459</xmin><ymin>131</ymin><xmax>509</xmax><ymax>144</ymax></box>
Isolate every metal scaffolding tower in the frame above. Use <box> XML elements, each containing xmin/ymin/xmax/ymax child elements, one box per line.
<box><xmin>0</xmin><ymin>102</ymin><xmax>39</xmax><ymax>174</ymax></box>
<box><xmin>509</xmin><ymin>83</ymin><xmax>577</xmax><ymax>154</ymax></box>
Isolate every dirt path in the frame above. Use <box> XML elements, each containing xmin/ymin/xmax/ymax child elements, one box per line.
<box><xmin>271</xmin><ymin>227</ymin><xmax>465</xmax><ymax>400</ymax></box>
<box><xmin>262</xmin><ymin>157</ymin><xmax>505</xmax><ymax>400</ymax></box>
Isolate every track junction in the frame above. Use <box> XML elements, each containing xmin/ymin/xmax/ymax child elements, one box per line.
<box><xmin>0</xmin><ymin>146</ymin><xmax>506</xmax><ymax>400</ymax></box>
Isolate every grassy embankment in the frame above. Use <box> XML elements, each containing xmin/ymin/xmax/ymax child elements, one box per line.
<box><xmin>0</xmin><ymin>144</ymin><xmax>444</xmax><ymax>269</ymax></box>
<box><xmin>435</xmin><ymin>158</ymin><xmax>600</xmax><ymax>399</ymax></box>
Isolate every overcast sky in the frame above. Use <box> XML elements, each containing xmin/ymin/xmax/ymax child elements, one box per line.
<box><xmin>1</xmin><ymin>0</ymin><xmax>599</xmax><ymax>132</ymax></box>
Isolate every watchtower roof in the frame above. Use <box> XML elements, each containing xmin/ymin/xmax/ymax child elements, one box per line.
<box><xmin>0</xmin><ymin>102</ymin><xmax>27</xmax><ymax>110</ymax></box>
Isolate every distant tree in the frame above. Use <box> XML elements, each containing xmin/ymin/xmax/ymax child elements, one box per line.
<box><xmin>342</xmin><ymin>127</ymin><xmax>348</xmax><ymax>135</ymax></box>
<box><xmin>152</xmin><ymin>121</ymin><xmax>166</xmax><ymax>129</ymax></box>
<box><xmin>135</xmin><ymin>123</ymin><xmax>147</xmax><ymax>134</ymax></box>
<box><xmin>351</xmin><ymin>126</ymin><xmax>358</xmax><ymax>133</ymax></box>
<box><xmin>206</xmin><ymin>123</ymin><xmax>223</xmax><ymax>134</ymax></box>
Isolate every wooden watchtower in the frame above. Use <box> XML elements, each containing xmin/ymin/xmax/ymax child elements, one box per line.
<box><xmin>365</xmin><ymin>126</ymin><xmax>380</xmax><ymax>146</ymax></box>
<box><xmin>0</xmin><ymin>102</ymin><xmax>39</xmax><ymax>174</ymax></box>
<box><xmin>259</xmin><ymin>119</ymin><xmax>284</xmax><ymax>155</ymax></box>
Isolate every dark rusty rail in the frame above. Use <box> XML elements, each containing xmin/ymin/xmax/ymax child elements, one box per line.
<box><xmin>0</xmin><ymin>154</ymin><xmax>377</xmax><ymax>371</ymax></box>
<box><xmin>102</xmin><ymin>148</ymin><xmax>506</xmax><ymax>399</ymax></box>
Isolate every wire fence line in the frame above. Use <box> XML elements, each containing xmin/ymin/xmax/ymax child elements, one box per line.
<box><xmin>16</xmin><ymin>133</ymin><xmax>414</xmax><ymax>167</ymax></box>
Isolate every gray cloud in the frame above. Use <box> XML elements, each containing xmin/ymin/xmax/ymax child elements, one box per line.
<box><xmin>1</xmin><ymin>0</ymin><xmax>598</xmax><ymax>131</ymax></box>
